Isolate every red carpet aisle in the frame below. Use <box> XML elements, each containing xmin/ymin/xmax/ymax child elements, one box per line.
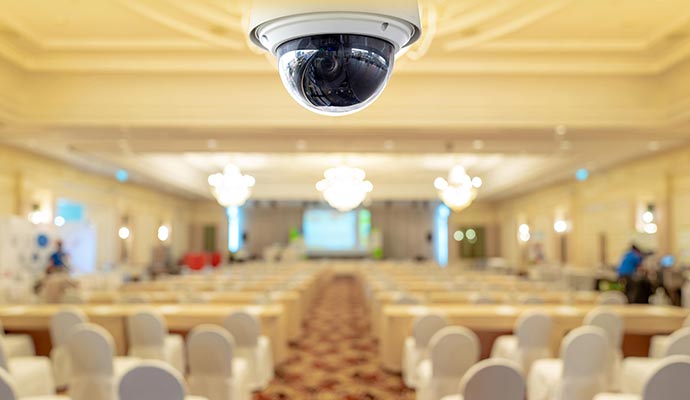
<box><xmin>255</xmin><ymin>277</ymin><xmax>414</xmax><ymax>400</ymax></box>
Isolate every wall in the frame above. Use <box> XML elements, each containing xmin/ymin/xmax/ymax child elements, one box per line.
<box><xmin>0</xmin><ymin>144</ymin><xmax>192</xmax><ymax>272</ymax></box>
<box><xmin>495</xmin><ymin>145</ymin><xmax>690</xmax><ymax>268</ymax></box>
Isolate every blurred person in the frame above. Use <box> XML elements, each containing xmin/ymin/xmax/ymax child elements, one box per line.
<box><xmin>49</xmin><ymin>240</ymin><xmax>70</xmax><ymax>271</ymax></box>
<box><xmin>617</xmin><ymin>244</ymin><xmax>644</xmax><ymax>302</ymax></box>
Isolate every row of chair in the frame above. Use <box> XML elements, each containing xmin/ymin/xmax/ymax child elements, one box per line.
<box><xmin>0</xmin><ymin>307</ymin><xmax>275</xmax><ymax>399</ymax></box>
<box><xmin>403</xmin><ymin>307</ymin><xmax>690</xmax><ymax>400</ymax></box>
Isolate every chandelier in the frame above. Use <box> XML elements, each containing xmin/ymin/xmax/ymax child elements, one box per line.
<box><xmin>434</xmin><ymin>165</ymin><xmax>482</xmax><ymax>212</ymax></box>
<box><xmin>208</xmin><ymin>164</ymin><xmax>256</xmax><ymax>207</ymax></box>
<box><xmin>316</xmin><ymin>166</ymin><xmax>373</xmax><ymax>212</ymax></box>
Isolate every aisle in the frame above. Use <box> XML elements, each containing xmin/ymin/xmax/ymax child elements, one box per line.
<box><xmin>256</xmin><ymin>277</ymin><xmax>414</xmax><ymax>399</ymax></box>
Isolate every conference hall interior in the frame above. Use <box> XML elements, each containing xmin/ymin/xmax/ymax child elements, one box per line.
<box><xmin>1</xmin><ymin>0</ymin><xmax>690</xmax><ymax>399</ymax></box>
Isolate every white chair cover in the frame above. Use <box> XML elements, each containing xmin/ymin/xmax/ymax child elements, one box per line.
<box><xmin>596</xmin><ymin>355</ymin><xmax>690</xmax><ymax>400</ymax></box>
<box><xmin>66</xmin><ymin>323</ymin><xmax>139</xmax><ymax>400</ymax></box>
<box><xmin>403</xmin><ymin>313</ymin><xmax>448</xmax><ymax>388</ymax></box>
<box><xmin>440</xmin><ymin>359</ymin><xmax>525</xmax><ymax>400</ymax></box>
<box><xmin>584</xmin><ymin>308</ymin><xmax>623</xmax><ymax>391</ymax></box>
<box><xmin>223</xmin><ymin>311</ymin><xmax>273</xmax><ymax>391</ymax></box>
<box><xmin>528</xmin><ymin>326</ymin><xmax>609</xmax><ymax>400</ymax></box>
<box><xmin>119</xmin><ymin>360</ymin><xmax>207</xmax><ymax>400</ymax></box>
<box><xmin>599</xmin><ymin>291</ymin><xmax>627</xmax><ymax>305</ymax></box>
<box><xmin>416</xmin><ymin>326</ymin><xmax>480</xmax><ymax>400</ymax></box>
<box><xmin>491</xmin><ymin>310</ymin><xmax>552</xmax><ymax>374</ymax></box>
<box><xmin>0</xmin><ymin>335</ymin><xmax>56</xmax><ymax>398</ymax></box>
<box><xmin>187</xmin><ymin>324</ymin><xmax>251</xmax><ymax>400</ymax></box>
<box><xmin>0</xmin><ymin>319</ymin><xmax>35</xmax><ymax>358</ymax></box>
<box><xmin>127</xmin><ymin>309</ymin><xmax>185</xmax><ymax>373</ymax></box>
<box><xmin>0</xmin><ymin>367</ymin><xmax>69</xmax><ymax>400</ymax></box>
<box><xmin>649</xmin><ymin>315</ymin><xmax>690</xmax><ymax>358</ymax></box>
<box><xmin>50</xmin><ymin>307</ymin><xmax>88</xmax><ymax>388</ymax></box>
<box><xmin>621</xmin><ymin>326</ymin><xmax>690</xmax><ymax>394</ymax></box>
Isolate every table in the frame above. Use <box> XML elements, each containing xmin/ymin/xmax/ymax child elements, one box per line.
<box><xmin>379</xmin><ymin>304</ymin><xmax>690</xmax><ymax>372</ymax></box>
<box><xmin>0</xmin><ymin>304</ymin><xmax>287</xmax><ymax>363</ymax></box>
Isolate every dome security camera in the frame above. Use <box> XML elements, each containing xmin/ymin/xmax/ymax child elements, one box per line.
<box><xmin>248</xmin><ymin>0</ymin><xmax>422</xmax><ymax>116</ymax></box>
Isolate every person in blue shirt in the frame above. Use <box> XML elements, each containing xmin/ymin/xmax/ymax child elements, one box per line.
<box><xmin>48</xmin><ymin>240</ymin><xmax>69</xmax><ymax>271</ymax></box>
<box><xmin>618</xmin><ymin>244</ymin><xmax>643</xmax><ymax>278</ymax></box>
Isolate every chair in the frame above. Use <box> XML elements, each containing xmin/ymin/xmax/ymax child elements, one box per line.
<box><xmin>594</xmin><ymin>355</ymin><xmax>690</xmax><ymax>400</ymax></box>
<box><xmin>127</xmin><ymin>309</ymin><xmax>186</xmax><ymax>373</ymax></box>
<box><xmin>528</xmin><ymin>326</ymin><xmax>609</xmax><ymax>400</ymax></box>
<box><xmin>620</xmin><ymin>327</ymin><xmax>690</xmax><ymax>395</ymax></box>
<box><xmin>0</xmin><ymin>319</ymin><xmax>35</xmax><ymax>358</ymax></box>
<box><xmin>416</xmin><ymin>326</ymin><xmax>480</xmax><ymax>400</ymax></box>
<box><xmin>222</xmin><ymin>311</ymin><xmax>273</xmax><ymax>391</ymax></box>
<box><xmin>119</xmin><ymin>360</ymin><xmax>208</xmax><ymax>400</ymax></box>
<box><xmin>49</xmin><ymin>307</ymin><xmax>88</xmax><ymax>388</ymax></box>
<box><xmin>66</xmin><ymin>323</ymin><xmax>140</xmax><ymax>400</ymax></box>
<box><xmin>648</xmin><ymin>315</ymin><xmax>690</xmax><ymax>358</ymax></box>
<box><xmin>0</xmin><ymin>335</ymin><xmax>56</xmax><ymax>398</ymax></box>
<box><xmin>440</xmin><ymin>359</ymin><xmax>525</xmax><ymax>400</ymax></box>
<box><xmin>187</xmin><ymin>325</ymin><xmax>251</xmax><ymax>400</ymax></box>
<box><xmin>491</xmin><ymin>310</ymin><xmax>552</xmax><ymax>374</ymax></box>
<box><xmin>402</xmin><ymin>313</ymin><xmax>449</xmax><ymax>388</ymax></box>
<box><xmin>584</xmin><ymin>308</ymin><xmax>623</xmax><ymax>391</ymax></box>
<box><xmin>599</xmin><ymin>291</ymin><xmax>627</xmax><ymax>305</ymax></box>
<box><xmin>0</xmin><ymin>368</ymin><xmax>69</xmax><ymax>400</ymax></box>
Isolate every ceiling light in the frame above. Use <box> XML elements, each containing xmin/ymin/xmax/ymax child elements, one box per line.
<box><xmin>453</xmin><ymin>230</ymin><xmax>464</xmax><ymax>241</ymax></box>
<box><xmin>383</xmin><ymin>140</ymin><xmax>395</xmax><ymax>151</ymax></box>
<box><xmin>207</xmin><ymin>139</ymin><xmax>218</xmax><ymax>149</ymax></box>
<box><xmin>296</xmin><ymin>139</ymin><xmax>307</xmax><ymax>151</ymax></box>
<box><xmin>519</xmin><ymin>224</ymin><xmax>530</xmax><ymax>235</ymax></box>
<box><xmin>208</xmin><ymin>164</ymin><xmax>256</xmax><ymax>207</ymax></box>
<box><xmin>316</xmin><ymin>165</ymin><xmax>373</xmax><ymax>212</ymax></box>
<box><xmin>54</xmin><ymin>216</ymin><xmax>66</xmax><ymax>227</ymax></box>
<box><xmin>434</xmin><ymin>165</ymin><xmax>480</xmax><ymax>212</ymax></box>
<box><xmin>643</xmin><ymin>223</ymin><xmax>658</xmax><ymax>234</ymax></box>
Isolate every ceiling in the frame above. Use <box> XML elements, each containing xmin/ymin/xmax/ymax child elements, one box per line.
<box><xmin>0</xmin><ymin>0</ymin><xmax>689</xmax><ymax>202</ymax></box>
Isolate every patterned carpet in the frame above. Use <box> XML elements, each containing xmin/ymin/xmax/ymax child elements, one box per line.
<box><xmin>255</xmin><ymin>277</ymin><xmax>415</xmax><ymax>400</ymax></box>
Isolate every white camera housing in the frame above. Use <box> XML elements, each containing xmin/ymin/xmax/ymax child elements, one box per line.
<box><xmin>249</xmin><ymin>0</ymin><xmax>422</xmax><ymax>116</ymax></box>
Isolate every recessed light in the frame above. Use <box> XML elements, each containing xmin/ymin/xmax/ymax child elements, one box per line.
<box><xmin>296</xmin><ymin>139</ymin><xmax>307</xmax><ymax>151</ymax></box>
<box><xmin>383</xmin><ymin>140</ymin><xmax>395</xmax><ymax>151</ymax></box>
<box><xmin>472</xmin><ymin>140</ymin><xmax>485</xmax><ymax>150</ymax></box>
<box><xmin>207</xmin><ymin>139</ymin><xmax>218</xmax><ymax>149</ymax></box>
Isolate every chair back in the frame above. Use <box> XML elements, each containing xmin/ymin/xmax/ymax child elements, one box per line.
<box><xmin>127</xmin><ymin>309</ymin><xmax>167</xmax><ymax>359</ymax></box>
<box><xmin>66</xmin><ymin>323</ymin><xmax>115</xmax><ymax>377</ymax></box>
<box><xmin>598</xmin><ymin>291</ymin><xmax>627</xmax><ymax>305</ymax></box>
<box><xmin>429</xmin><ymin>326</ymin><xmax>480</xmax><ymax>378</ymax></box>
<box><xmin>50</xmin><ymin>307</ymin><xmax>88</xmax><ymax>347</ymax></box>
<box><xmin>584</xmin><ymin>308</ymin><xmax>623</xmax><ymax>349</ymax></box>
<box><xmin>516</xmin><ymin>310</ymin><xmax>552</xmax><ymax>348</ymax></box>
<box><xmin>188</xmin><ymin>324</ymin><xmax>236</xmax><ymax>377</ymax></box>
<box><xmin>412</xmin><ymin>314</ymin><xmax>448</xmax><ymax>348</ymax></box>
<box><xmin>223</xmin><ymin>311</ymin><xmax>260</xmax><ymax>347</ymax></box>
<box><xmin>665</xmin><ymin>327</ymin><xmax>690</xmax><ymax>356</ymax></box>
<box><xmin>642</xmin><ymin>355</ymin><xmax>690</xmax><ymax>399</ymax></box>
<box><xmin>0</xmin><ymin>368</ymin><xmax>18</xmax><ymax>400</ymax></box>
<box><xmin>460</xmin><ymin>359</ymin><xmax>525</xmax><ymax>400</ymax></box>
<box><xmin>560</xmin><ymin>326</ymin><xmax>608</xmax><ymax>378</ymax></box>
<box><xmin>119</xmin><ymin>361</ymin><xmax>186</xmax><ymax>400</ymax></box>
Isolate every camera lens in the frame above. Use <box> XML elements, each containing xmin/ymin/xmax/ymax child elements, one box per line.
<box><xmin>276</xmin><ymin>34</ymin><xmax>395</xmax><ymax>116</ymax></box>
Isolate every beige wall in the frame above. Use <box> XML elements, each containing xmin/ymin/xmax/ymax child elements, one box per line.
<box><xmin>0</xmin><ymin>144</ymin><xmax>192</xmax><ymax>271</ymax></box>
<box><xmin>494</xmin><ymin>145</ymin><xmax>690</xmax><ymax>268</ymax></box>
